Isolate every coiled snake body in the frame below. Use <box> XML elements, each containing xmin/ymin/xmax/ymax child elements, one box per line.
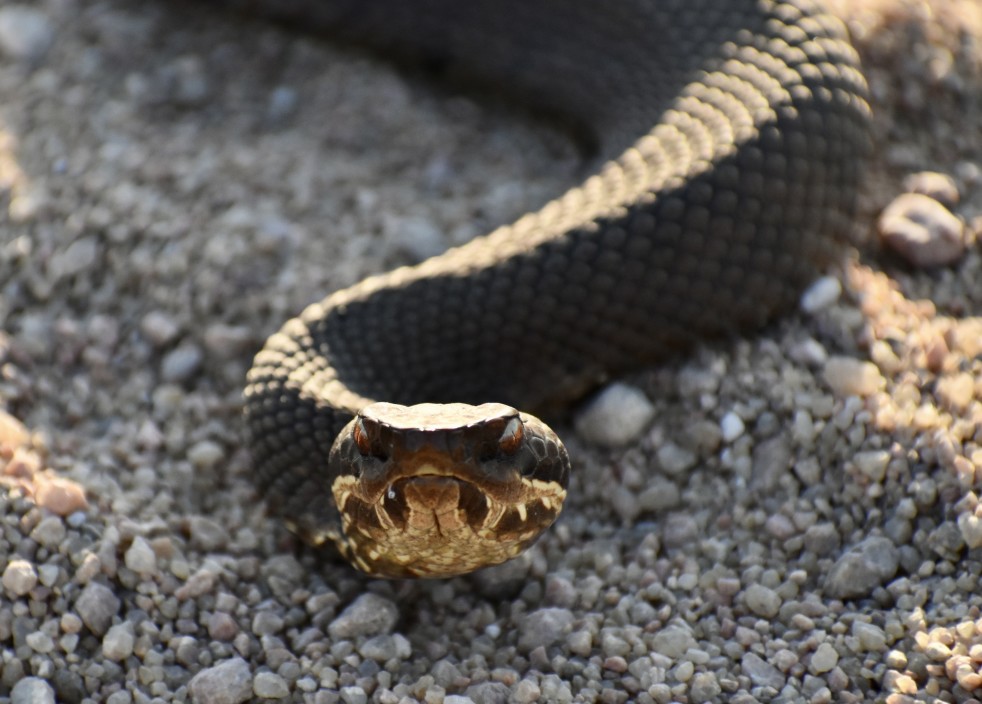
<box><xmin>241</xmin><ymin>0</ymin><xmax>870</xmax><ymax>578</ymax></box>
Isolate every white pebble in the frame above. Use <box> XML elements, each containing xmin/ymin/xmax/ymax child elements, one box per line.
<box><xmin>0</xmin><ymin>6</ymin><xmax>54</xmax><ymax>64</ymax></box>
<box><xmin>2</xmin><ymin>559</ymin><xmax>38</xmax><ymax>596</ymax></box>
<box><xmin>574</xmin><ymin>383</ymin><xmax>655</xmax><ymax>447</ymax></box>
<box><xmin>958</xmin><ymin>512</ymin><xmax>982</xmax><ymax>549</ymax></box>
<box><xmin>720</xmin><ymin>412</ymin><xmax>745</xmax><ymax>442</ymax></box>
<box><xmin>800</xmin><ymin>276</ymin><xmax>842</xmax><ymax>313</ymax></box>
<box><xmin>878</xmin><ymin>192</ymin><xmax>967</xmax><ymax>267</ymax></box>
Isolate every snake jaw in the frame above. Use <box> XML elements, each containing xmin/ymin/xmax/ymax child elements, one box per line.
<box><xmin>325</xmin><ymin>402</ymin><xmax>570</xmax><ymax>578</ymax></box>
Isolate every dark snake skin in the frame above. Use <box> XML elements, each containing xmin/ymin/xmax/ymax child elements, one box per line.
<box><xmin>238</xmin><ymin>0</ymin><xmax>871</xmax><ymax>573</ymax></box>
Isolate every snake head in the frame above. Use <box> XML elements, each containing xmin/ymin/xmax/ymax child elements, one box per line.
<box><xmin>327</xmin><ymin>401</ymin><xmax>570</xmax><ymax>578</ymax></box>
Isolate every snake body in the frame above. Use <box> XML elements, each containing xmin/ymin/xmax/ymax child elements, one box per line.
<box><xmin>241</xmin><ymin>0</ymin><xmax>870</xmax><ymax>578</ymax></box>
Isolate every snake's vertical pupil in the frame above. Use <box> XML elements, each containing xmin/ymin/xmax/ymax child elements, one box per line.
<box><xmin>498</xmin><ymin>417</ymin><xmax>524</xmax><ymax>454</ymax></box>
<box><xmin>353</xmin><ymin>418</ymin><xmax>373</xmax><ymax>456</ymax></box>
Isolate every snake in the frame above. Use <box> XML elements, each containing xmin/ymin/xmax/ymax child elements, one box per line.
<box><xmin>238</xmin><ymin>0</ymin><xmax>870</xmax><ymax>578</ymax></box>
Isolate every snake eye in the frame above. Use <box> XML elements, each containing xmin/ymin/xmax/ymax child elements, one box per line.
<box><xmin>498</xmin><ymin>417</ymin><xmax>524</xmax><ymax>455</ymax></box>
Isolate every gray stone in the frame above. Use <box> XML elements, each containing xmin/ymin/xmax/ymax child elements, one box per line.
<box><xmin>852</xmin><ymin>621</ymin><xmax>887</xmax><ymax>652</ymax></box>
<box><xmin>824</xmin><ymin>536</ymin><xmax>899</xmax><ymax>599</ymax></box>
<box><xmin>252</xmin><ymin>611</ymin><xmax>285</xmax><ymax>636</ymax></box>
<box><xmin>690</xmin><ymin>672</ymin><xmax>722</xmax><ymax>703</ymax></box>
<box><xmin>339</xmin><ymin>686</ymin><xmax>368</xmax><ymax>704</ymax></box>
<box><xmin>11</xmin><ymin>677</ymin><xmax>55</xmax><ymax>704</ymax></box>
<box><xmin>161</xmin><ymin>342</ymin><xmax>203</xmax><ymax>382</ymax></box>
<box><xmin>188</xmin><ymin>515</ymin><xmax>231</xmax><ymax>552</ymax></box>
<box><xmin>103</xmin><ymin>622</ymin><xmax>135</xmax><ymax>661</ymax></box>
<box><xmin>742</xmin><ymin>652</ymin><xmax>785</xmax><ymax>689</ymax></box>
<box><xmin>188</xmin><ymin>657</ymin><xmax>253</xmax><ymax>704</ymax></box>
<box><xmin>358</xmin><ymin>633</ymin><xmax>411</xmax><ymax>661</ymax></box>
<box><xmin>327</xmin><ymin>593</ymin><xmax>399</xmax><ymax>639</ymax></box>
<box><xmin>253</xmin><ymin>672</ymin><xmax>289</xmax><ymax>699</ymax></box>
<box><xmin>649</xmin><ymin>625</ymin><xmax>696</xmax><ymax>659</ymax></box>
<box><xmin>656</xmin><ymin>442</ymin><xmax>697</xmax><ymax>475</ymax></box>
<box><xmin>124</xmin><ymin>536</ymin><xmax>157</xmax><ymax>574</ymax></box>
<box><xmin>30</xmin><ymin>516</ymin><xmax>66</xmax><ymax>549</ymax></box>
<box><xmin>0</xmin><ymin>6</ymin><xmax>54</xmax><ymax>64</ymax></box>
<box><xmin>75</xmin><ymin>581</ymin><xmax>121</xmax><ymax>635</ymax></box>
<box><xmin>803</xmin><ymin>523</ymin><xmax>841</xmax><ymax>556</ymax></box>
<box><xmin>744</xmin><ymin>583</ymin><xmax>782</xmax><ymax>618</ymax></box>
<box><xmin>517</xmin><ymin>607</ymin><xmax>574</xmax><ymax>651</ymax></box>
<box><xmin>810</xmin><ymin>642</ymin><xmax>839</xmax><ymax>674</ymax></box>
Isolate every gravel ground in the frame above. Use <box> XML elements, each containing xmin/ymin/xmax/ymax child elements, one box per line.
<box><xmin>1</xmin><ymin>1</ymin><xmax>981</xmax><ymax>702</ymax></box>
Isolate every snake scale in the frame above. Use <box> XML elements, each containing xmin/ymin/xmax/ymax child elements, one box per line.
<box><xmin>233</xmin><ymin>0</ymin><xmax>871</xmax><ymax>578</ymax></box>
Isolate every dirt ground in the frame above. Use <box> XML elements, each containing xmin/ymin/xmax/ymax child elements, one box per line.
<box><xmin>1</xmin><ymin>1</ymin><xmax>981</xmax><ymax>702</ymax></box>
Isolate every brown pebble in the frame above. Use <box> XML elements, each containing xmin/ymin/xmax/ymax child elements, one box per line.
<box><xmin>33</xmin><ymin>473</ymin><xmax>88</xmax><ymax>515</ymax></box>
<box><xmin>878</xmin><ymin>193</ymin><xmax>966</xmax><ymax>268</ymax></box>
<box><xmin>0</xmin><ymin>410</ymin><xmax>30</xmax><ymax>451</ymax></box>
<box><xmin>903</xmin><ymin>171</ymin><xmax>960</xmax><ymax>206</ymax></box>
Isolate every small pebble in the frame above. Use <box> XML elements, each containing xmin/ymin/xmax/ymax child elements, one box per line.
<box><xmin>253</xmin><ymin>672</ymin><xmax>290</xmax><ymax>699</ymax></box>
<box><xmin>854</xmin><ymin>450</ymin><xmax>890</xmax><ymax>482</ymax></box>
<box><xmin>518</xmin><ymin>608</ymin><xmax>574</xmax><ymax>651</ymax></box>
<box><xmin>11</xmin><ymin>677</ymin><xmax>55</xmax><ymax>704</ymax></box>
<box><xmin>140</xmin><ymin>311</ymin><xmax>181</xmax><ymax>347</ymax></box>
<box><xmin>823</xmin><ymin>357</ymin><xmax>884</xmax><ymax>397</ymax></box>
<box><xmin>327</xmin><ymin>594</ymin><xmax>399</xmax><ymax>639</ymax></box>
<box><xmin>852</xmin><ymin>622</ymin><xmax>887</xmax><ymax>652</ymax></box>
<box><xmin>800</xmin><ymin>276</ymin><xmax>842</xmax><ymax>313</ymax></box>
<box><xmin>75</xmin><ymin>582</ymin><xmax>121</xmax><ymax>636</ymax></box>
<box><xmin>903</xmin><ymin>171</ymin><xmax>959</xmax><ymax>206</ymax></box>
<box><xmin>0</xmin><ymin>6</ymin><xmax>54</xmax><ymax>64</ymax></box>
<box><xmin>161</xmin><ymin>342</ymin><xmax>204</xmax><ymax>382</ymax></box>
<box><xmin>188</xmin><ymin>657</ymin><xmax>253</xmax><ymax>704</ymax></box>
<box><xmin>650</xmin><ymin>625</ymin><xmax>696</xmax><ymax>659</ymax></box>
<box><xmin>2</xmin><ymin>558</ymin><xmax>38</xmax><ymax>596</ymax></box>
<box><xmin>742</xmin><ymin>652</ymin><xmax>785</xmax><ymax>689</ymax></box>
<box><xmin>30</xmin><ymin>515</ymin><xmax>66</xmax><ymax>549</ymax></box>
<box><xmin>824</xmin><ymin>536</ymin><xmax>899</xmax><ymax>599</ymax></box>
<box><xmin>102</xmin><ymin>623</ymin><xmax>135</xmax><ymax>661</ymax></box>
<box><xmin>690</xmin><ymin>672</ymin><xmax>722</xmax><ymax>703</ymax></box>
<box><xmin>958</xmin><ymin>512</ymin><xmax>982</xmax><ymax>549</ymax></box>
<box><xmin>744</xmin><ymin>583</ymin><xmax>782</xmax><ymax>618</ymax></box>
<box><xmin>720</xmin><ymin>412</ymin><xmax>745</xmax><ymax>442</ymax></box>
<box><xmin>124</xmin><ymin>536</ymin><xmax>157</xmax><ymax>574</ymax></box>
<box><xmin>811</xmin><ymin>643</ymin><xmax>839</xmax><ymax>674</ymax></box>
<box><xmin>574</xmin><ymin>383</ymin><xmax>655</xmax><ymax>447</ymax></box>
<box><xmin>656</xmin><ymin>442</ymin><xmax>697</xmax><ymax>475</ymax></box>
<box><xmin>878</xmin><ymin>192</ymin><xmax>967</xmax><ymax>267</ymax></box>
